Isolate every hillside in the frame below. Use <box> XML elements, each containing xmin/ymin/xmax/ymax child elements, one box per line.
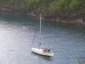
<box><xmin>0</xmin><ymin>0</ymin><xmax>85</xmax><ymax>25</ymax></box>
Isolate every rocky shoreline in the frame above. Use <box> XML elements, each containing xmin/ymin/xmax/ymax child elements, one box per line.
<box><xmin>0</xmin><ymin>5</ymin><xmax>85</xmax><ymax>27</ymax></box>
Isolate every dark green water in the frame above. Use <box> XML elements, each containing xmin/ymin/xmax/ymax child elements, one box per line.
<box><xmin>0</xmin><ymin>14</ymin><xmax>85</xmax><ymax>64</ymax></box>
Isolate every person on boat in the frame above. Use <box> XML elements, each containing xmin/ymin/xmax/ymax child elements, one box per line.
<box><xmin>43</xmin><ymin>48</ymin><xmax>50</xmax><ymax>53</ymax></box>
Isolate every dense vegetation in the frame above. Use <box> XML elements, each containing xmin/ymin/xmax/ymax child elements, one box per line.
<box><xmin>0</xmin><ymin>0</ymin><xmax>85</xmax><ymax>21</ymax></box>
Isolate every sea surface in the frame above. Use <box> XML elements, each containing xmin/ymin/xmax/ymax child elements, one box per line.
<box><xmin>0</xmin><ymin>14</ymin><xmax>85</xmax><ymax>64</ymax></box>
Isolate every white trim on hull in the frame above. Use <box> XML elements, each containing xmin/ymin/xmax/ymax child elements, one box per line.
<box><xmin>31</xmin><ymin>48</ymin><xmax>54</xmax><ymax>57</ymax></box>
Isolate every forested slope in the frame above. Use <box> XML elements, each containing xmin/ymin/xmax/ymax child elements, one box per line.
<box><xmin>0</xmin><ymin>0</ymin><xmax>85</xmax><ymax>23</ymax></box>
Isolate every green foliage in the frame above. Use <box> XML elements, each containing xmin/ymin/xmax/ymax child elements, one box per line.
<box><xmin>24</xmin><ymin>0</ymin><xmax>39</xmax><ymax>6</ymax></box>
<box><xmin>0</xmin><ymin>0</ymin><xmax>85</xmax><ymax>17</ymax></box>
<box><xmin>70</xmin><ymin>0</ymin><xmax>80</xmax><ymax>11</ymax></box>
<box><xmin>0</xmin><ymin>0</ymin><xmax>10</xmax><ymax>5</ymax></box>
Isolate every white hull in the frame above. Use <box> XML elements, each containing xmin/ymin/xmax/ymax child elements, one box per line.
<box><xmin>31</xmin><ymin>48</ymin><xmax>54</xmax><ymax>57</ymax></box>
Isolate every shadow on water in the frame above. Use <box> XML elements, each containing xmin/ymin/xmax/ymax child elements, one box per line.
<box><xmin>31</xmin><ymin>52</ymin><xmax>53</xmax><ymax>61</ymax></box>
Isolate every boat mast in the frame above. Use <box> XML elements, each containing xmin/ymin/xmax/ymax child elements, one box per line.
<box><xmin>40</xmin><ymin>14</ymin><xmax>42</xmax><ymax>35</ymax></box>
<box><xmin>39</xmin><ymin>14</ymin><xmax>42</xmax><ymax>48</ymax></box>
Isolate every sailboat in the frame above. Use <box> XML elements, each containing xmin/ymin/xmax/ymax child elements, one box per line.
<box><xmin>31</xmin><ymin>14</ymin><xmax>54</xmax><ymax>57</ymax></box>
